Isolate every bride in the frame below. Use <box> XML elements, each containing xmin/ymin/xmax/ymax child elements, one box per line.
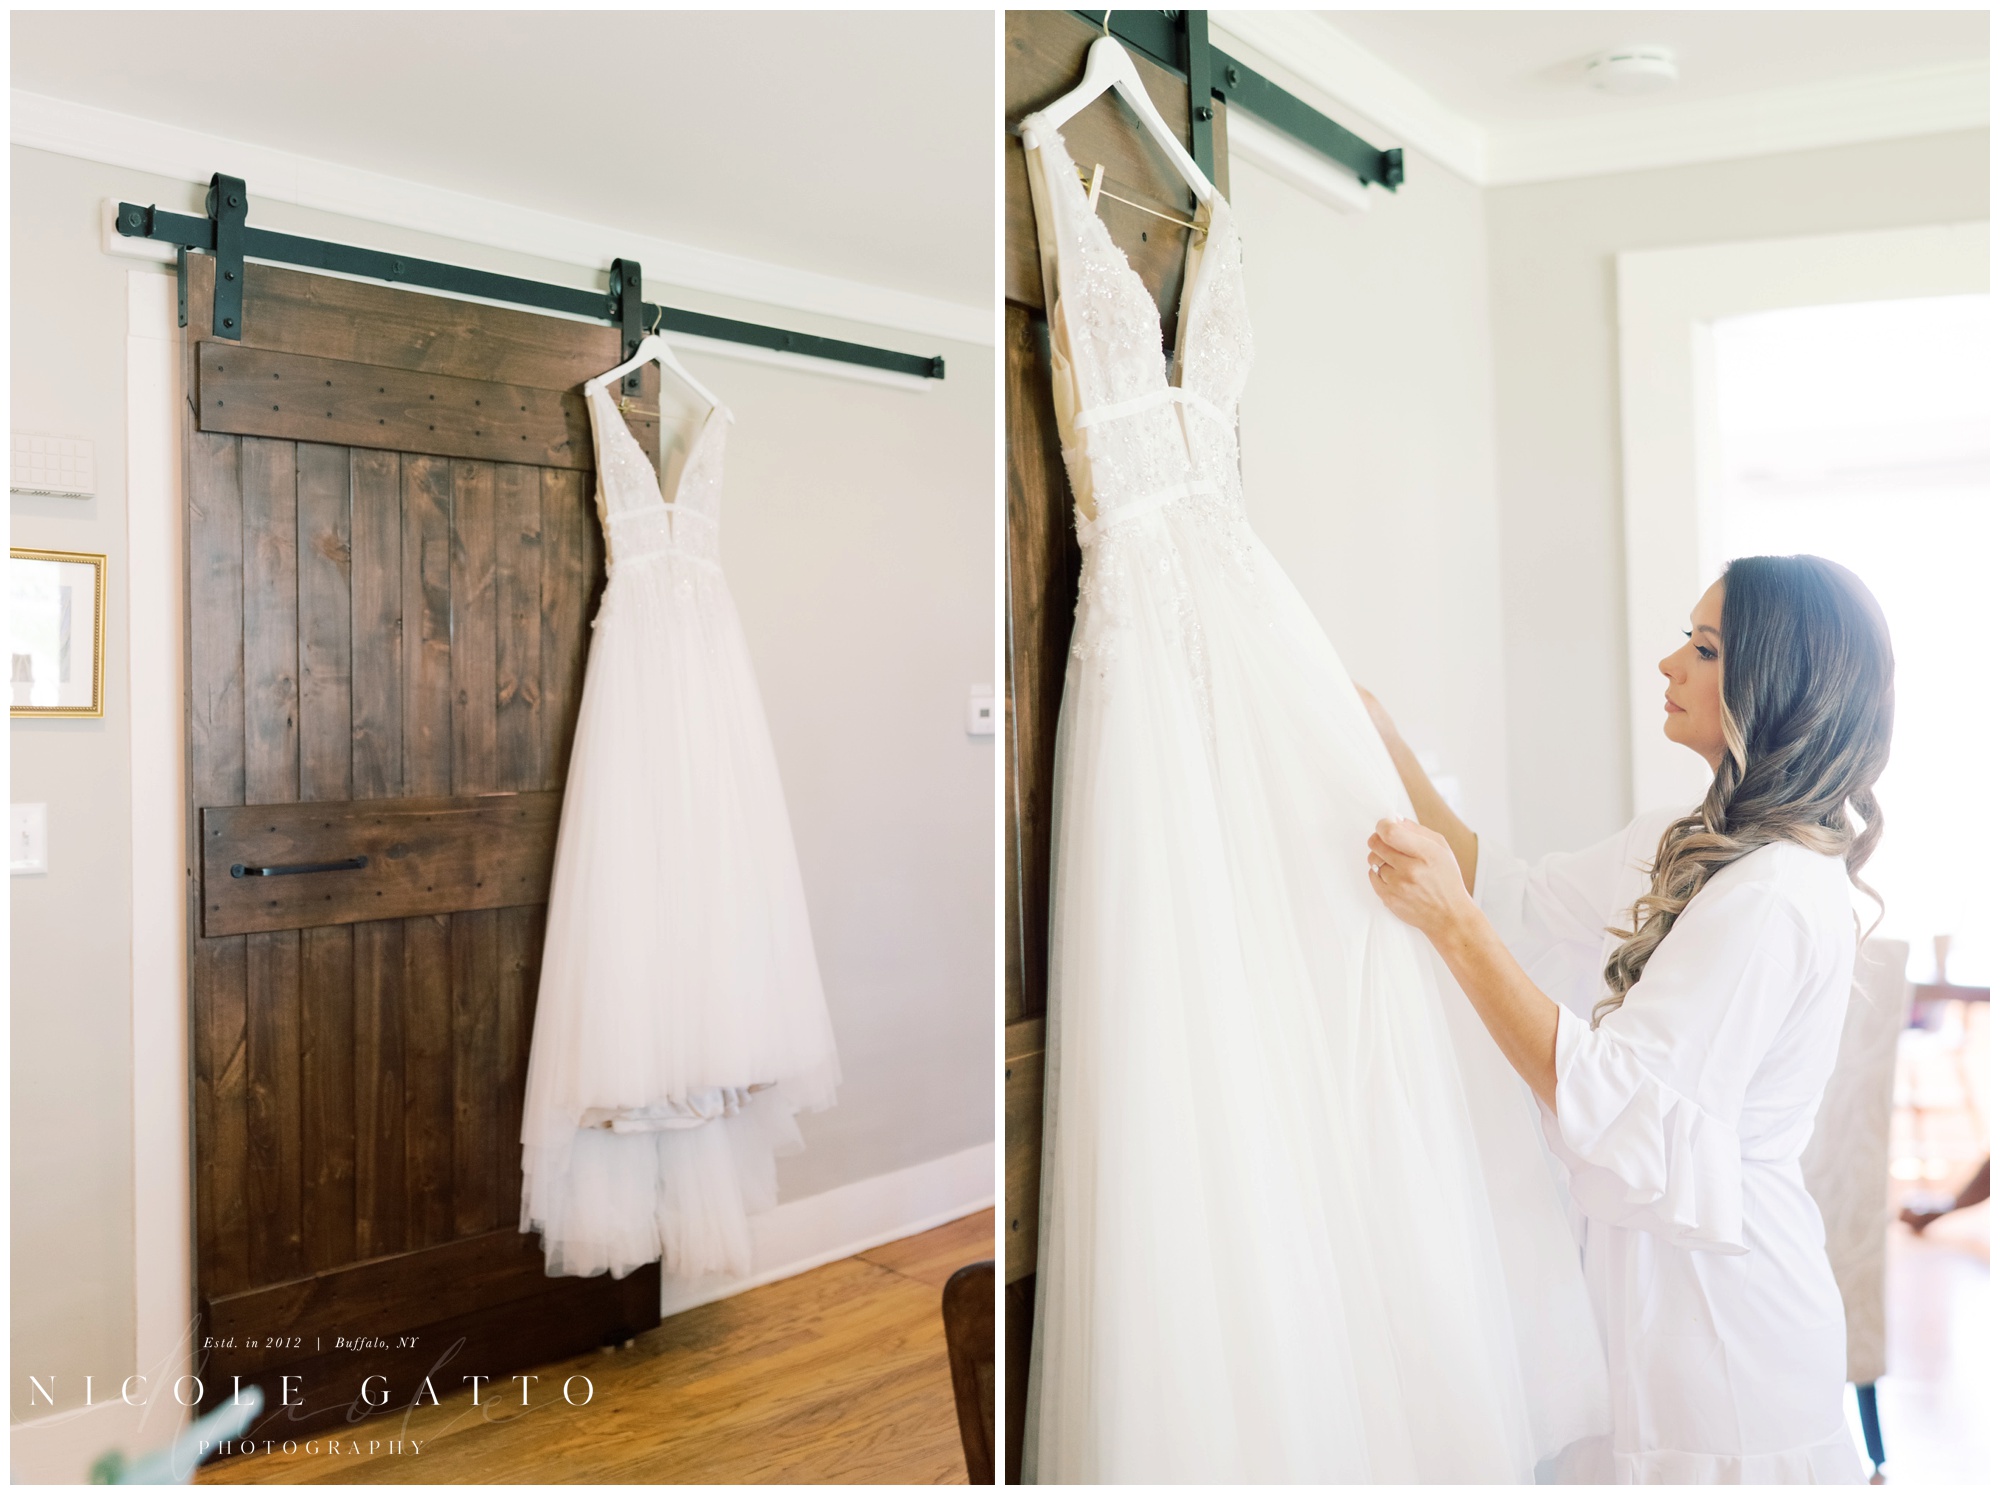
<box><xmin>1017</xmin><ymin>40</ymin><xmax>1607</xmax><ymax>1484</ymax></box>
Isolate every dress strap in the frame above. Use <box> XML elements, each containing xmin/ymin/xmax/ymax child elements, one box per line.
<box><xmin>1074</xmin><ymin>478</ymin><xmax>1219</xmax><ymax>547</ymax></box>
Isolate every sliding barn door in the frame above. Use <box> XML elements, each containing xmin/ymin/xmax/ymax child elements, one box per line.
<box><xmin>1003</xmin><ymin>10</ymin><xmax>1228</xmax><ymax>1481</ymax></box>
<box><xmin>183</xmin><ymin>255</ymin><xmax>666</xmax><ymax>1439</ymax></box>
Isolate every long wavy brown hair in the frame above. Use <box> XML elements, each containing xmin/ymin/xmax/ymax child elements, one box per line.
<box><xmin>1596</xmin><ymin>555</ymin><xmax>1895</xmax><ymax>1027</ymax></box>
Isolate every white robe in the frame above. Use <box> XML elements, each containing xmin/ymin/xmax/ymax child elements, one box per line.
<box><xmin>1476</xmin><ymin>808</ymin><xmax>1867</xmax><ymax>1484</ymax></box>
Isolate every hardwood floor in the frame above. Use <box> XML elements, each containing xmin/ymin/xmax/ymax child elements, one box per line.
<box><xmin>195</xmin><ymin>1208</ymin><xmax>996</xmax><ymax>1485</ymax></box>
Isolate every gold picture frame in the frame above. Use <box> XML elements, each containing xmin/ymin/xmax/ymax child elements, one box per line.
<box><xmin>10</xmin><ymin>547</ymin><xmax>107</xmax><ymax>718</ymax></box>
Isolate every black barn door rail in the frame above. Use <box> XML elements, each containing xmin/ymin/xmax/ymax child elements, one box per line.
<box><xmin>115</xmin><ymin>174</ymin><xmax>946</xmax><ymax>382</ymax></box>
<box><xmin>1072</xmin><ymin>10</ymin><xmax>1405</xmax><ymax>192</ymax></box>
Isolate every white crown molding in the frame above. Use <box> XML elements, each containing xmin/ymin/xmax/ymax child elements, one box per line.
<box><xmin>1212</xmin><ymin>13</ymin><xmax>1988</xmax><ymax>189</ymax></box>
<box><xmin>12</xmin><ymin>88</ymin><xmax>992</xmax><ymax>347</ymax></box>
<box><xmin>1484</xmin><ymin>59</ymin><xmax>1990</xmax><ymax>186</ymax></box>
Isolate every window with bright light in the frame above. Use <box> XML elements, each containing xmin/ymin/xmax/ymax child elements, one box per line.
<box><xmin>1708</xmin><ymin>293</ymin><xmax>1994</xmax><ymax>984</ymax></box>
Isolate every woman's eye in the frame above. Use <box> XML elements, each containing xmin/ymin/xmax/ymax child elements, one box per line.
<box><xmin>1695</xmin><ymin>645</ymin><xmax>1717</xmax><ymax>661</ymax></box>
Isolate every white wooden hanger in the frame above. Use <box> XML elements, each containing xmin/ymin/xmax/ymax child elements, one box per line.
<box><xmin>585</xmin><ymin>331</ymin><xmax>734</xmax><ymax>424</ymax></box>
<box><xmin>1023</xmin><ymin>33</ymin><xmax>1216</xmax><ymax>209</ymax></box>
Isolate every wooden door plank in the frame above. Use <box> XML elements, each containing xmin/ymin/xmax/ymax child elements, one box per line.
<box><xmin>447</xmin><ymin>458</ymin><xmax>502</xmax><ymax>1235</ymax></box>
<box><xmin>450</xmin><ymin>461</ymin><xmax>499</xmax><ymax>794</ymax></box>
<box><xmin>296</xmin><ymin>441</ymin><xmax>358</xmax><ymax>1272</ymax></box>
<box><xmin>200</xmin><ymin>790</ymin><xmax>562</xmax><ymax>935</ymax></box>
<box><xmin>1004</xmin><ymin>1019</ymin><xmax>1046</xmax><ymax>1285</ymax></box>
<box><xmin>539</xmin><ymin>467</ymin><xmax>597</xmax><ymax>789</ymax></box>
<box><xmin>295</xmin><ymin>443</ymin><xmax>354</xmax><ymax>802</ymax></box>
<box><xmin>400</xmin><ymin>448</ymin><xmax>457</xmax><ymax>1252</ymax></box>
<box><xmin>349</xmin><ymin>449</ymin><xmax>404</xmax><ymax>801</ymax></box>
<box><xmin>192</xmin><ymin>938</ymin><xmax>251</xmax><ymax>1296</ymax></box>
<box><xmin>493</xmin><ymin>906</ymin><xmax>538</xmax><ymax>1224</ymax></box>
<box><xmin>353</xmin><ymin>916</ymin><xmax>407</xmax><ymax>1261</ymax></box>
<box><xmin>452</xmin><ymin>908</ymin><xmax>502</xmax><ymax>1237</ymax></box>
<box><xmin>197</xmin><ymin>254</ymin><xmax>662</xmax><ymax>413</ymax></box>
<box><xmin>401</xmin><ymin>455</ymin><xmax>455</xmax><ymax>796</ymax></box>
<box><xmin>494</xmin><ymin>464</ymin><xmax>545</xmax><ymax>795</ymax></box>
<box><xmin>245</xmin><ymin>927</ymin><xmax>305</xmax><ymax>1284</ymax></box>
<box><xmin>241</xmin><ymin>437</ymin><xmax>301</xmax><ymax>803</ymax></box>
<box><xmin>188</xmin><ymin>427</ymin><xmax>251</xmax><ymax>1296</ymax></box>
<box><xmin>349</xmin><ymin>449</ymin><xmax>407</xmax><ymax>1262</ymax></box>
<box><xmin>189</xmin><ymin>431</ymin><xmax>248</xmax><ymax>810</ymax></box>
<box><xmin>1003</xmin><ymin>305</ymin><xmax>1077</xmax><ymax>1027</ymax></box>
<box><xmin>403</xmin><ymin>912</ymin><xmax>455</xmax><ymax>1250</ymax></box>
<box><xmin>240</xmin><ymin>435</ymin><xmax>306</xmax><ymax>1287</ymax></box>
<box><xmin>197</xmin><ymin>342</ymin><xmax>616</xmax><ymax>471</ymax></box>
<box><xmin>299</xmin><ymin>922</ymin><xmax>357</xmax><ymax>1271</ymax></box>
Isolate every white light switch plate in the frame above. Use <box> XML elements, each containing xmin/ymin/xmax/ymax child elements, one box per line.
<box><xmin>11</xmin><ymin>803</ymin><xmax>48</xmax><ymax>876</ymax></box>
<box><xmin>966</xmin><ymin>686</ymin><xmax>996</xmax><ymax>737</ymax></box>
<box><xmin>11</xmin><ymin>434</ymin><xmax>96</xmax><ymax>498</ymax></box>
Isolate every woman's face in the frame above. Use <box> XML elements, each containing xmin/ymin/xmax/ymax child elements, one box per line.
<box><xmin>1660</xmin><ymin>579</ymin><xmax>1727</xmax><ymax>769</ymax></box>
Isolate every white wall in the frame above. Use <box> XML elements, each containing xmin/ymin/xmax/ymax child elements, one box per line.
<box><xmin>1223</xmin><ymin>40</ymin><xmax>1516</xmax><ymax>845</ymax></box>
<box><xmin>9</xmin><ymin>142</ymin><xmax>993</xmax><ymax>1423</ymax></box>
<box><xmin>1485</xmin><ymin>128</ymin><xmax>1989</xmax><ymax>857</ymax></box>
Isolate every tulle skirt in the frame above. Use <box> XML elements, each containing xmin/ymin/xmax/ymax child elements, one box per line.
<box><xmin>1021</xmin><ymin>502</ymin><xmax>1606</xmax><ymax>1482</ymax></box>
<box><xmin>521</xmin><ymin>552</ymin><xmax>840</xmax><ymax>1281</ymax></box>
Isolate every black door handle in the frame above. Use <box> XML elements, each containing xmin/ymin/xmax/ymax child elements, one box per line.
<box><xmin>230</xmin><ymin>855</ymin><xmax>370</xmax><ymax>879</ymax></box>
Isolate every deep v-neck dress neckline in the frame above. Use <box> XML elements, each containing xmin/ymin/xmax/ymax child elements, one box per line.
<box><xmin>588</xmin><ymin>381</ymin><xmax>723</xmax><ymax>511</ymax></box>
<box><xmin>1035</xmin><ymin>114</ymin><xmax>1229</xmax><ymax>387</ymax></box>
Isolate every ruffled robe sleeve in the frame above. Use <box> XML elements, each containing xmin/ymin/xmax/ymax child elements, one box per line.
<box><xmin>1475</xmin><ymin>813</ymin><xmax>1818</xmax><ymax>1255</ymax></box>
<box><xmin>1541</xmin><ymin>872</ymin><xmax>1815</xmax><ymax>1254</ymax></box>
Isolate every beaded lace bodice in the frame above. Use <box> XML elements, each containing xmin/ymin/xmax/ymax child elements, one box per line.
<box><xmin>1017</xmin><ymin>113</ymin><xmax>1253</xmax><ymax>548</ymax></box>
<box><xmin>585</xmin><ymin>383</ymin><xmax>726</xmax><ymax>576</ymax></box>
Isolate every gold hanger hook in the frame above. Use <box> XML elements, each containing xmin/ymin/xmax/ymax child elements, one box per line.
<box><xmin>1101</xmin><ymin>10</ymin><xmax>1112</xmax><ymax>37</ymax></box>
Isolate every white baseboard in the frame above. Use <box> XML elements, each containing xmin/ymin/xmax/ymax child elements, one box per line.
<box><xmin>660</xmin><ymin>1141</ymin><xmax>995</xmax><ymax>1317</ymax></box>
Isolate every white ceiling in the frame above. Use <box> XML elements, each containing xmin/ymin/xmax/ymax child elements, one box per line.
<box><xmin>1321</xmin><ymin>9</ymin><xmax>1990</xmax><ymax>124</ymax></box>
<box><xmin>10</xmin><ymin>9</ymin><xmax>993</xmax><ymax>309</ymax></box>
<box><xmin>1216</xmin><ymin>9</ymin><xmax>1988</xmax><ymax>186</ymax></box>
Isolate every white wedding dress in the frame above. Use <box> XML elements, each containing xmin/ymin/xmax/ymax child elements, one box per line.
<box><xmin>519</xmin><ymin>377</ymin><xmax>840</xmax><ymax>1281</ymax></box>
<box><xmin>1018</xmin><ymin>111</ymin><xmax>1610</xmax><ymax>1482</ymax></box>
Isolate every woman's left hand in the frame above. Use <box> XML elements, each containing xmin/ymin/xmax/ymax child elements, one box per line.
<box><xmin>1368</xmin><ymin>817</ymin><xmax>1476</xmax><ymax>941</ymax></box>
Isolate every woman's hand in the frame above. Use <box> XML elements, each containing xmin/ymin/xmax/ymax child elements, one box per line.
<box><xmin>1369</xmin><ymin>814</ymin><xmax>1561</xmax><ymax>1108</ymax></box>
<box><xmin>1368</xmin><ymin>816</ymin><xmax>1477</xmax><ymax>941</ymax></box>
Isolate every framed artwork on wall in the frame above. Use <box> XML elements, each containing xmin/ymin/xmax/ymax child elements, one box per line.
<box><xmin>9</xmin><ymin>547</ymin><xmax>106</xmax><ymax>718</ymax></box>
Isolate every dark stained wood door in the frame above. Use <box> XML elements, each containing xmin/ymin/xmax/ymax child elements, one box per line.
<box><xmin>1002</xmin><ymin>10</ymin><xmax>1228</xmax><ymax>1481</ymax></box>
<box><xmin>182</xmin><ymin>254</ymin><xmax>667</xmax><ymax>1441</ymax></box>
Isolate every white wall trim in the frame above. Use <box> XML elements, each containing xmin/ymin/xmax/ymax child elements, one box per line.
<box><xmin>126</xmin><ymin>265</ymin><xmax>196</xmax><ymax>1458</ymax></box>
<box><xmin>659</xmin><ymin>1141</ymin><xmax>994</xmax><ymax>1318</ymax></box>
<box><xmin>14</xmin><ymin>88</ymin><xmax>991</xmax><ymax>348</ymax></box>
<box><xmin>1614</xmin><ymin>221</ymin><xmax>1988</xmax><ymax>813</ymax></box>
<box><xmin>1226</xmin><ymin>107</ymin><xmax>1371</xmax><ymax>215</ymax></box>
<box><xmin>1212</xmin><ymin>14</ymin><xmax>1988</xmax><ymax>188</ymax></box>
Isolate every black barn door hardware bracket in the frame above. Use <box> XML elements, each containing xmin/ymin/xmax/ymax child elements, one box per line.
<box><xmin>1072</xmin><ymin>10</ymin><xmax>1404</xmax><ymax>192</ymax></box>
<box><xmin>230</xmin><ymin>855</ymin><xmax>370</xmax><ymax>879</ymax></box>
<box><xmin>207</xmin><ymin>173</ymin><xmax>247</xmax><ymax>338</ymax></box>
<box><xmin>611</xmin><ymin>257</ymin><xmax>646</xmax><ymax>395</ymax></box>
<box><xmin>115</xmin><ymin>180</ymin><xmax>947</xmax><ymax>381</ymax></box>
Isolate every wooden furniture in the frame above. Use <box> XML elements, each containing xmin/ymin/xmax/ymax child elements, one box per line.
<box><xmin>1002</xmin><ymin>9</ymin><xmax>1229</xmax><ymax>1481</ymax></box>
<box><xmin>942</xmin><ymin>1260</ymin><xmax>997</xmax><ymax>1483</ymax></box>
<box><xmin>182</xmin><ymin>254</ymin><xmax>667</xmax><ymax>1444</ymax></box>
